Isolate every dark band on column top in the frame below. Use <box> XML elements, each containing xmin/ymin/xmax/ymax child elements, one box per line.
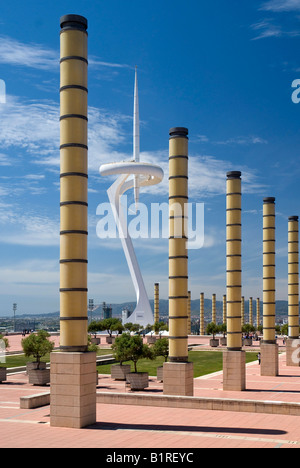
<box><xmin>169</xmin><ymin>127</ymin><xmax>188</xmax><ymax>139</ymax></box>
<box><xmin>60</xmin><ymin>14</ymin><xmax>88</xmax><ymax>31</ymax></box>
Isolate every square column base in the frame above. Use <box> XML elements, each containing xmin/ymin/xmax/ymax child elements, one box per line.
<box><xmin>50</xmin><ymin>352</ymin><xmax>97</xmax><ymax>429</ymax></box>
<box><xmin>286</xmin><ymin>338</ymin><xmax>300</xmax><ymax>367</ymax></box>
<box><xmin>260</xmin><ymin>342</ymin><xmax>279</xmax><ymax>376</ymax></box>
<box><xmin>223</xmin><ymin>350</ymin><xmax>246</xmax><ymax>391</ymax></box>
<box><xmin>163</xmin><ymin>362</ymin><xmax>194</xmax><ymax>396</ymax></box>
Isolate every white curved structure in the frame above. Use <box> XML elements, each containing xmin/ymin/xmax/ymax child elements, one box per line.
<box><xmin>99</xmin><ymin>68</ymin><xmax>164</xmax><ymax>328</ymax></box>
<box><xmin>100</xmin><ymin>161</ymin><xmax>164</xmax><ymax>328</ymax></box>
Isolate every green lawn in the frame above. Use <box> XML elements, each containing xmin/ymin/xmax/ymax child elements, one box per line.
<box><xmin>97</xmin><ymin>350</ymin><xmax>259</xmax><ymax>378</ymax></box>
<box><xmin>1</xmin><ymin>348</ymin><xmax>113</xmax><ymax>369</ymax></box>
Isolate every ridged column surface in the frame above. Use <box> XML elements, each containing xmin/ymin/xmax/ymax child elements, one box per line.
<box><xmin>59</xmin><ymin>15</ymin><xmax>88</xmax><ymax>352</ymax></box>
<box><xmin>168</xmin><ymin>127</ymin><xmax>189</xmax><ymax>362</ymax></box>
<box><xmin>154</xmin><ymin>283</ymin><xmax>160</xmax><ymax>325</ymax></box>
<box><xmin>200</xmin><ymin>292</ymin><xmax>204</xmax><ymax>335</ymax></box>
<box><xmin>223</xmin><ymin>295</ymin><xmax>227</xmax><ymax>324</ymax></box>
<box><xmin>226</xmin><ymin>171</ymin><xmax>242</xmax><ymax>351</ymax></box>
<box><xmin>249</xmin><ymin>297</ymin><xmax>253</xmax><ymax>326</ymax></box>
<box><xmin>241</xmin><ymin>296</ymin><xmax>245</xmax><ymax>327</ymax></box>
<box><xmin>263</xmin><ymin>198</ymin><xmax>276</xmax><ymax>344</ymax></box>
<box><xmin>256</xmin><ymin>298</ymin><xmax>260</xmax><ymax>328</ymax></box>
<box><xmin>212</xmin><ymin>294</ymin><xmax>216</xmax><ymax>323</ymax></box>
<box><xmin>188</xmin><ymin>291</ymin><xmax>191</xmax><ymax>334</ymax></box>
<box><xmin>288</xmin><ymin>216</ymin><xmax>299</xmax><ymax>339</ymax></box>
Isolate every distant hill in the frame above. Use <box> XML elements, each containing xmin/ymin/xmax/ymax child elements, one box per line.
<box><xmin>6</xmin><ymin>299</ymin><xmax>290</xmax><ymax>321</ymax></box>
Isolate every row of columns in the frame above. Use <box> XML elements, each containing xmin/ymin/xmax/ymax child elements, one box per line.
<box><xmin>53</xmin><ymin>12</ymin><xmax>300</xmax><ymax>424</ymax></box>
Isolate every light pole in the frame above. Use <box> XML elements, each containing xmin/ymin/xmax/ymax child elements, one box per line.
<box><xmin>13</xmin><ymin>303</ymin><xmax>17</xmax><ymax>333</ymax></box>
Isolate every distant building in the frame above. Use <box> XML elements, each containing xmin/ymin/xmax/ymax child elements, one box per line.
<box><xmin>102</xmin><ymin>302</ymin><xmax>112</xmax><ymax>320</ymax></box>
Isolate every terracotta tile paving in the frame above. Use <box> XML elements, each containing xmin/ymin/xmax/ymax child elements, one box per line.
<box><xmin>0</xmin><ymin>334</ymin><xmax>300</xmax><ymax>448</ymax></box>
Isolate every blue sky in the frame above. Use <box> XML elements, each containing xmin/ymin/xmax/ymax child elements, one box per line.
<box><xmin>0</xmin><ymin>0</ymin><xmax>299</xmax><ymax>315</ymax></box>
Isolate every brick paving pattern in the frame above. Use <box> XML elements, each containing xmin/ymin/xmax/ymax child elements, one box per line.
<box><xmin>0</xmin><ymin>334</ymin><xmax>299</xmax><ymax>448</ymax></box>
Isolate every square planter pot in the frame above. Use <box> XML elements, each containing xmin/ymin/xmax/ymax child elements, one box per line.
<box><xmin>147</xmin><ymin>336</ymin><xmax>157</xmax><ymax>344</ymax></box>
<box><xmin>126</xmin><ymin>372</ymin><xmax>149</xmax><ymax>391</ymax></box>
<box><xmin>111</xmin><ymin>364</ymin><xmax>131</xmax><ymax>381</ymax></box>
<box><xmin>91</xmin><ymin>337</ymin><xmax>100</xmax><ymax>345</ymax></box>
<box><xmin>243</xmin><ymin>338</ymin><xmax>253</xmax><ymax>347</ymax></box>
<box><xmin>26</xmin><ymin>361</ymin><xmax>46</xmax><ymax>375</ymax></box>
<box><xmin>0</xmin><ymin>367</ymin><xmax>7</xmax><ymax>383</ymax></box>
<box><xmin>157</xmin><ymin>366</ymin><xmax>164</xmax><ymax>382</ymax></box>
<box><xmin>28</xmin><ymin>368</ymin><xmax>50</xmax><ymax>386</ymax></box>
<box><xmin>210</xmin><ymin>339</ymin><xmax>219</xmax><ymax>348</ymax></box>
<box><xmin>106</xmin><ymin>336</ymin><xmax>115</xmax><ymax>344</ymax></box>
<box><xmin>220</xmin><ymin>337</ymin><xmax>227</xmax><ymax>346</ymax></box>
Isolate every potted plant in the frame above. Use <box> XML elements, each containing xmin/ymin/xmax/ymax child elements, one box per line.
<box><xmin>242</xmin><ymin>324</ymin><xmax>255</xmax><ymax>346</ymax></box>
<box><xmin>125</xmin><ymin>335</ymin><xmax>154</xmax><ymax>390</ymax></box>
<box><xmin>146</xmin><ymin>323</ymin><xmax>157</xmax><ymax>344</ymax></box>
<box><xmin>152</xmin><ymin>337</ymin><xmax>169</xmax><ymax>382</ymax></box>
<box><xmin>102</xmin><ymin>318</ymin><xmax>124</xmax><ymax>344</ymax></box>
<box><xmin>219</xmin><ymin>323</ymin><xmax>227</xmax><ymax>346</ymax></box>
<box><xmin>88</xmin><ymin>320</ymin><xmax>103</xmax><ymax>345</ymax></box>
<box><xmin>206</xmin><ymin>322</ymin><xmax>220</xmax><ymax>347</ymax></box>
<box><xmin>0</xmin><ymin>334</ymin><xmax>9</xmax><ymax>383</ymax></box>
<box><xmin>110</xmin><ymin>333</ymin><xmax>132</xmax><ymax>380</ymax></box>
<box><xmin>22</xmin><ymin>330</ymin><xmax>54</xmax><ymax>385</ymax></box>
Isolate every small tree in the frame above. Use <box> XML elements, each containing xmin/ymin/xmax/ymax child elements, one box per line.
<box><xmin>242</xmin><ymin>324</ymin><xmax>256</xmax><ymax>336</ymax></box>
<box><xmin>126</xmin><ymin>335</ymin><xmax>154</xmax><ymax>373</ymax></box>
<box><xmin>111</xmin><ymin>333</ymin><xmax>132</xmax><ymax>365</ymax></box>
<box><xmin>219</xmin><ymin>323</ymin><xmax>227</xmax><ymax>338</ymax></box>
<box><xmin>0</xmin><ymin>334</ymin><xmax>9</xmax><ymax>368</ymax></box>
<box><xmin>206</xmin><ymin>322</ymin><xmax>219</xmax><ymax>339</ymax></box>
<box><xmin>88</xmin><ymin>320</ymin><xmax>105</xmax><ymax>338</ymax></box>
<box><xmin>153</xmin><ymin>337</ymin><xmax>169</xmax><ymax>362</ymax></box>
<box><xmin>153</xmin><ymin>321</ymin><xmax>168</xmax><ymax>337</ymax></box>
<box><xmin>22</xmin><ymin>330</ymin><xmax>54</xmax><ymax>369</ymax></box>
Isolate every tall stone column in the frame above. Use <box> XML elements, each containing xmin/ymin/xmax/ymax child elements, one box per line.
<box><xmin>223</xmin><ymin>171</ymin><xmax>245</xmax><ymax>391</ymax></box>
<box><xmin>163</xmin><ymin>127</ymin><xmax>193</xmax><ymax>396</ymax></box>
<box><xmin>188</xmin><ymin>291</ymin><xmax>191</xmax><ymax>335</ymax></box>
<box><xmin>256</xmin><ymin>298</ymin><xmax>260</xmax><ymax>329</ymax></box>
<box><xmin>154</xmin><ymin>283</ymin><xmax>160</xmax><ymax>325</ymax></box>
<box><xmin>212</xmin><ymin>294</ymin><xmax>216</xmax><ymax>323</ymax></box>
<box><xmin>223</xmin><ymin>294</ymin><xmax>227</xmax><ymax>324</ymax></box>
<box><xmin>200</xmin><ymin>292</ymin><xmax>205</xmax><ymax>335</ymax></box>
<box><xmin>249</xmin><ymin>297</ymin><xmax>253</xmax><ymax>326</ymax></box>
<box><xmin>241</xmin><ymin>296</ymin><xmax>245</xmax><ymax>327</ymax></box>
<box><xmin>286</xmin><ymin>216</ymin><xmax>300</xmax><ymax>366</ymax></box>
<box><xmin>261</xmin><ymin>197</ymin><xmax>278</xmax><ymax>376</ymax></box>
<box><xmin>50</xmin><ymin>15</ymin><xmax>96</xmax><ymax>429</ymax></box>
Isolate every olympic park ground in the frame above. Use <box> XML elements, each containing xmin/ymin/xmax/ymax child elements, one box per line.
<box><xmin>0</xmin><ymin>334</ymin><xmax>300</xmax><ymax>449</ymax></box>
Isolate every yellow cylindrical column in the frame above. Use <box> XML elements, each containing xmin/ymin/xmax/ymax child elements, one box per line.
<box><xmin>59</xmin><ymin>15</ymin><xmax>88</xmax><ymax>352</ymax></box>
<box><xmin>256</xmin><ymin>298</ymin><xmax>260</xmax><ymax>328</ymax></box>
<box><xmin>168</xmin><ymin>127</ymin><xmax>189</xmax><ymax>362</ymax></box>
<box><xmin>223</xmin><ymin>295</ymin><xmax>227</xmax><ymax>324</ymax></box>
<box><xmin>263</xmin><ymin>198</ymin><xmax>276</xmax><ymax>344</ymax></box>
<box><xmin>249</xmin><ymin>297</ymin><xmax>253</xmax><ymax>326</ymax></box>
<box><xmin>188</xmin><ymin>291</ymin><xmax>191</xmax><ymax>335</ymax></box>
<box><xmin>288</xmin><ymin>216</ymin><xmax>299</xmax><ymax>339</ymax></box>
<box><xmin>241</xmin><ymin>296</ymin><xmax>245</xmax><ymax>327</ymax></box>
<box><xmin>200</xmin><ymin>292</ymin><xmax>204</xmax><ymax>335</ymax></box>
<box><xmin>154</xmin><ymin>283</ymin><xmax>160</xmax><ymax>326</ymax></box>
<box><xmin>226</xmin><ymin>171</ymin><xmax>242</xmax><ymax>351</ymax></box>
<box><xmin>223</xmin><ymin>171</ymin><xmax>245</xmax><ymax>391</ymax></box>
<box><xmin>212</xmin><ymin>294</ymin><xmax>216</xmax><ymax>323</ymax></box>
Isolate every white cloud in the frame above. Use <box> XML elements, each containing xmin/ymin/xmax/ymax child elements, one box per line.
<box><xmin>0</xmin><ymin>35</ymin><xmax>130</xmax><ymax>72</ymax></box>
<box><xmin>260</xmin><ymin>0</ymin><xmax>300</xmax><ymax>11</ymax></box>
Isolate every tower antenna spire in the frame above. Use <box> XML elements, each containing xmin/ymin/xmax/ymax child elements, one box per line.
<box><xmin>133</xmin><ymin>66</ymin><xmax>140</xmax><ymax>212</ymax></box>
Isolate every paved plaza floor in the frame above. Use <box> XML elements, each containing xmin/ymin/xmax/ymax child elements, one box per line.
<box><xmin>0</xmin><ymin>334</ymin><xmax>300</xmax><ymax>449</ymax></box>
